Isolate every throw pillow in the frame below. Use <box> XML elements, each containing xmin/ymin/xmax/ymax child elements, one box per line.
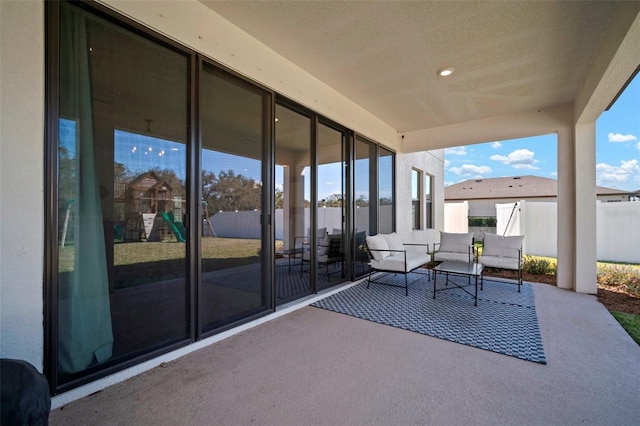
<box><xmin>438</xmin><ymin>231</ymin><xmax>474</xmax><ymax>253</ymax></box>
<box><xmin>382</xmin><ymin>232</ymin><xmax>405</xmax><ymax>252</ymax></box>
<box><xmin>366</xmin><ymin>234</ymin><xmax>390</xmax><ymax>261</ymax></box>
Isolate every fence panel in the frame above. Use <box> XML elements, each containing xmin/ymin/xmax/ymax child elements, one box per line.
<box><xmin>444</xmin><ymin>201</ymin><xmax>468</xmax><ymax>233</ymax></box>
<box><xmin>597</xmin><ymin>201</ymin><xmax>640</xmax><ymax>263</ymax></box>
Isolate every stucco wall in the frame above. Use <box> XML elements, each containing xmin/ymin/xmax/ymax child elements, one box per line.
<box><xmin>395</xmin><ymin>150</ymin><xmax>445</xmax><ymax>247</ymax></box>
<box><xmin>0</xmin><ymin>1</ymin><xmax>45</xmax><ymax>369</ymax></box>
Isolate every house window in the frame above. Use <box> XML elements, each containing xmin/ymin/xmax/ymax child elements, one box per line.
<box><xmin>425</xmin><ymin>173</ymin><xmax>434</xmax><ymax>229</ymax></box>
<box><xmin>412</xmin><ymin>169</ymin><xmax>422</xmax><ymax>230</ymax></box>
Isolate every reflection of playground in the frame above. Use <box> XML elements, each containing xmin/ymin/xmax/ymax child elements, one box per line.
<box><xmin>113</xmin><ymin>171</ymin><xmax>186</xmax><ymax>243</ymax></box>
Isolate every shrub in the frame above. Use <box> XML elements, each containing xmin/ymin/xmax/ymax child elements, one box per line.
<box><xmin>522</xmin><ymin>255</ymin><xmax>556</xmax><ymax>275</ymax></box>
<box><xmin>597</xmin><ymin>264</ymin><xmax>640</xmax><ymax>297</ymax></box>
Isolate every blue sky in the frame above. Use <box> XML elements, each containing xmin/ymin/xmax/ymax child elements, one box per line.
<box><xmin>445</xmin><ymin>73</ymin><xmax>640</xmax><ymax>192</ymax></box>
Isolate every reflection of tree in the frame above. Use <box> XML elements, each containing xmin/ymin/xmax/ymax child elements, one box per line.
<box><xmin>148</xmin><ymin>167</ymin><xmax>185</xmax><ymax>197</ymax></box>
<box><xmin>356</xmin><ymin>195</ymin><xmax>369</xmax><ymax>207</ymax></box>
<box><xmin>379</xmin><ymin>196</ymin><xmax>393</xmax><ymax>206</ymax></box>
<box><xmin>275</xmin><ymin>190</ymin><xmax>284</xmax><ymax>209</ymax></box>
<box><xmin>319</xmin><ymin>193</ymin><xmax>343</xmax><ymax>207</ymax></box>
<box><xmin>202</xmin><ymin>169</ymin><xmax>262</xmax><ymax>213</ymax></box>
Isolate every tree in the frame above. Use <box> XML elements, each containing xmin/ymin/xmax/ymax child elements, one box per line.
<box><xmin>202</xmin><ymin>169</ymin><xmax>262</xmax><ymax>213</ymax></box>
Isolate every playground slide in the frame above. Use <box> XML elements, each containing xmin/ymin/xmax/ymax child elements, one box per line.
<box><xmin>160</xmin><ymin>211</ymin><xmax>186</xmax><ymax>242</ymax></box>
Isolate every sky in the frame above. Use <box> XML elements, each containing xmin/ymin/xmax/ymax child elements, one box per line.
<box><xmin>445</xmin><ymin>73</ymin><xmax>640</xmax><ymax>192</ymax></box>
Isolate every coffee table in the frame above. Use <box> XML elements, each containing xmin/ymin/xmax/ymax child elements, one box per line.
<box><xmin>432</xmin><ymin>261</ymin><xmax>484</xmax><ymax>306</ymax></box>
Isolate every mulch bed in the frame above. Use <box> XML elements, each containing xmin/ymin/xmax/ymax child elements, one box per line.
<box><xmin>483</xmin><ymin>268</ymin><xmax>640</xmax><ymax>316</ymax></box>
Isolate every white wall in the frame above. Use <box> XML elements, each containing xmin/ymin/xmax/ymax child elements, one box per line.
<box><xmin>0</xmin><ymin>1</ymin><xmax>45</xmax><ymax>369</ymax></box>
<box><xmin>395</xmin><ymin>150</ymin><xmax>445</xmax><ymax>245</ymax></box>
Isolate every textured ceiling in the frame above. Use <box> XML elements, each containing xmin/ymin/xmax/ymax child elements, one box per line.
<box><xmin>200</xmin><ymin>0</ymin><xmax>618</xmax><ymax>133</ymax></box>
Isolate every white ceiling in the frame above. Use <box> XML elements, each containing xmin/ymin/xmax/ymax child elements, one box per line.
<box><xmin>200</xmin><ymin>1</ymin><xmax>619</xmax><ymax>133</ymax></box>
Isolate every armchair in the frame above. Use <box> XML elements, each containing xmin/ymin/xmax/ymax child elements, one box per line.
<box><xmin>478</xmin><ymin>233</ymin><xmax>524</xmax><ymax>291</ymax></box>
<box><xmin>431</xmin><ymin>231</ymin><xmax>475</xmax><ymax>264</ymax></box>
<box><xmin>365</xmin><ymin>233</ymin><xmax>431</xmax><ymax>295</ymax></box>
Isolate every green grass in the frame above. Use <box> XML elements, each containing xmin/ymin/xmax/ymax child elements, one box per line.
<box><xmin>58</xmin><ymin>237</ymin><xmax>262</xmax><ymax>272</ymax></box>
<box><xmin>611</xmin><ymin>312</ymin><xmax>640</xmax><ymax>345</ymax></box>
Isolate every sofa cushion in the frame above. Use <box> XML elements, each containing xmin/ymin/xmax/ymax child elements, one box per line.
<box><xmin>382</xmin><ymin>232</ymin><xmax>405</xmax><ymax>252</ymax></box>
<box><xmin>482</xmin><ymin>233</ymin><xmax>523</xmax><ymax>258</ymax></box>
<box><xmin>366</xmin><ymin>234</ymin><xmax>390</xmax><ymax>261</ymax></box>
<box><xmin>438</xmin><ymin>231</ymin><xmax>473</xmax><ymax>253</ymax></box>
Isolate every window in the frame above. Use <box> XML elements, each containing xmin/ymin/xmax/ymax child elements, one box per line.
<box><xmin>54</xmin><ymin>1</ymin><xmax>190</xmax><ymax>385</ymax></box>
<box><xmin>425</xmin><ymin>173</ymin><xmax>434</xmax><ymax>229</ymax></box>
<box><xmin>411</xmin><ymin>169</ymin><xmax>422</xmax><ymax>230</ymax></box>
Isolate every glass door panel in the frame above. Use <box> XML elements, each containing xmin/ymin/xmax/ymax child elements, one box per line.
<box><xmin>275</xmin><ymin>104</ymin><xmax>312</xmax><ymax>304</ymax></box>
<box><xmin>317</xmin><ymin>123</ymin><xmax>346</xmax><ymax>289</ymax></box>
<box><xmin>56</xmin><ymin>2</ymin><xmax>189</xmax><ymax>383</ymax></box>
<box><xmin>200</xmin><ymin>64</ymin><xmax>268</xmax><ymax>332</ymax></box>
<box><xmin>354</xmin><ymin>136</ymin><xmax>376</xmax><ymax>277</ymax></box>
<box><xmin>379</xmin><ymin>147</ymin><xmax>395</xmax><ymax>234</ymax></box>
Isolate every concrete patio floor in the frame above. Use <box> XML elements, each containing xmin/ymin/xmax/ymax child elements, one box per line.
<box><xmin>49</xmin><ymin>282</ymin><xmax>640</xmax><ymax>425</ymax></box>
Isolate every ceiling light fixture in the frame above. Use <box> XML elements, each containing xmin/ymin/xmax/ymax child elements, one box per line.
<box><xmin>437</xmin><ymin>67</ymin><xmax>454</xmax><ymax>77</ymax></box>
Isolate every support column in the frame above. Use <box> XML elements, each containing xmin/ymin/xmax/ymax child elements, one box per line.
<box><xmin>574</xmin><ymin>123</ymin><xmax>598</xmax><ymax>294</ymax></box>
<box><xmin>556</xmin><ymin>128</ymin><xmax>575</xmax><ymax>291</ymax></box>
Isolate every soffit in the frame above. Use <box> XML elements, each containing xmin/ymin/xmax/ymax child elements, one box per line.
<box><xmin>200</xmin><ymin>1</ymin><xmax>617</xmax><ymax>133</ymax></box>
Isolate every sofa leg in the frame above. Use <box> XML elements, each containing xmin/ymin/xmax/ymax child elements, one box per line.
<box><xmin>404</xmin><ymin>273</ymin><xmax>408</xmax><ymax>296</ymax></box>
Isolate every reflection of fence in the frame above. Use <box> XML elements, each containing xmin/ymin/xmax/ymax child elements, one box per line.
<box><xmin>494</xmin><ymin>201</ymin><xmax>639</xmax><ymax>263</ymax></box>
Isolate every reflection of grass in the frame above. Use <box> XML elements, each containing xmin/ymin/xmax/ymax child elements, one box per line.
<box><xmin>58</xmin><ymin>238</ymin><xmax>261</xmax><ymax>272</ymax></box>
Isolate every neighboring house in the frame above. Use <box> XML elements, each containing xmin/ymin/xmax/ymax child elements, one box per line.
<box><xmin>445</xmin><ymin>176</ymin><xmax>633</xmax><ymax>218</ymax></box>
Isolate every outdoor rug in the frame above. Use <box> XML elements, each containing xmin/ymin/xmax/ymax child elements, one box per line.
<box><xmin>312</xmin><ymin>272</ymin><xmax>547</xmax><ymax>364</ymax></box>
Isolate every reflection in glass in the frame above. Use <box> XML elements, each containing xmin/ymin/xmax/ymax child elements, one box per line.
<box><xmin>57</xmin><ymin>2</ymin><xmax>188</xmax><ymax>382</ymax></box>
<box><xmin>200</xmin><ymin>65</ymin><xmax>267</xmax><ymax>331</ymax></box>
<box><xmin>275</xmin><ymin>104</ymin><xmax>312</xmax><ymax>303</ymax></box>
<box><xmin>354</xmin><ymin>136</ymin><xmax>375</xmax><ymax>277</ymax></box>
<box><xmin>425</xmin><ymin>174</ymin><xmax>434</xmax><ymax>229</ymax></box>
<box><xmin>316</xmin><ymin>124</ymin><xmax>346</xmax><ymax>289</ymax></box>
<box><xmin>379</xmin><ymin>147</ymin><xmax>394</xmax><ymax>234</ymax></box>
<box><xmin>412</xmin><ymin>169</ymin><xmax>421</xmax><ymax>230</ymax></box>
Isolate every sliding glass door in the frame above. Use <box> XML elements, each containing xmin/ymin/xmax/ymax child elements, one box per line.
<box><xmin>56</xmin><ymin>2</ymin><xmax>190</xmax><ymax>384</ymax></box>
<box><xmin>200</xmin><ymin>64</ymin><xmax>270</xmax><ymax>332</ymax></box>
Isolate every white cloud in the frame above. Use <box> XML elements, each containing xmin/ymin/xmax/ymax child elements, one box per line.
<box><xmin>491</xmin><ymin>141</ymin><xmax>502</xmax><ymax>149</ymax></box>
<box><xmin>637</xmin><ymin>141</ymin><xmax>640</xmax><ymax>151</ymax></box>
<box><xmin>444</xmin><ymin>159</ymin><xmax>451</xmax><ymax>168</ymax></box>
<box><xmin>596</xmin><ymin>159</ymin><xmax>640</xmax><ymax>189</ymax></box>
<box><xmin>608</xmin><ymin>132</ymin><xmax>637</xmax><ymax>143</ymax></box>
<box><xmin>490</xmin><ymin>148</ymin><xmax>539</xmax><ymax>169</ymax></box>
<box><xmin>445</xmin><ymin>146</ymin><xmax>467</xmax><ymax>156</ymax></box>
<box><xmin>449</xmin><ymin>164</ymin><xmax>492</xmax><ymax>177</ymax></box>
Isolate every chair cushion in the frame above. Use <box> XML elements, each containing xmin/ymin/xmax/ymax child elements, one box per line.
<box><xmin>382</xmin><ymin>232</ymin><xmax>404</xmax><ymax>252</ymax></box>
<box><xmin>370</xmin><ymin>251</ymin><xmax>430</xmax><ymax>273</ymax></box>
<box><xmin>318</xmin><ymin>235</ymin><xmax>331</xmax><ymax>256</ymax></box>
<box><xmin>438</xmin><ymin>231</ymin><xmax>473</xmax><ymax>253</ymax></box>
<box><xmin>433</xmin><ymin>251</ymin><xmax>470</xmax><ymax>263</ymax></box>
<box><xmin>482</xmin><ymin>233</ymin><xmax>523</xmax><ymax>258</ymax></box>
<box><xmin>366</xmin><ymin>234</ymin><xmax>390</xmax><ymax>261</ymax></box>
<box><xmin>479</xmin><ymin>255</ymin><xmax>520</xmax><ymax>270</ymax></box>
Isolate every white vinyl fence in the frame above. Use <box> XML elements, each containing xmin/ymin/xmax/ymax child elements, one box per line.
<box><xmin>494</xmin><ymin>200</ymin><xmax>639</xmax><ymax>263</ymax></box>
<box><xmin>444</xmin><ymin>201</ymin><xmax>469</xmax><ymax>233</ymax></box>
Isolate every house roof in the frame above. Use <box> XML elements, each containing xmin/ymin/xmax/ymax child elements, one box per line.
<box><xmin>445</xmin><ymin>175</ymin><xmax>631</xmax><ymax>200</ymax></box>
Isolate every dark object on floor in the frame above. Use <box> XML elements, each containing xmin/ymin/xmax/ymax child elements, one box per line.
<box><xmin>1</xmin><ymin>358</ymin><xmax>51</xmax><ymax>426</ymax></box>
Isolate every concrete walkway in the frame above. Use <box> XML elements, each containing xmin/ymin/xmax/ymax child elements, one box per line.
<box><xmin>49</xmin><ymin>283</ymin><xmax>640</xmax><ymax>425</ymax></box>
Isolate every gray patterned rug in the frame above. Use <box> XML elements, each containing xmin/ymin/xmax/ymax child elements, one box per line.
<box><xmin>312</xmin><ymin>272</ymin><xmax>547</xmax><ymax>364</ymax></box>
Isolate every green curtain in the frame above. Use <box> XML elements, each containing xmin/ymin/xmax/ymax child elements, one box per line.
<box><xmin>58</xmin><ymin>5</ymin><xmax>114</xmax><ymax>374</ymax></box>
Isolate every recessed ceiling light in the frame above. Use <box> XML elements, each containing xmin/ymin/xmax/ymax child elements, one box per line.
<box><xmin>437</xmin><ymin>67</ymin><xmax>454</xmax><ymax>77</ymax></box>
